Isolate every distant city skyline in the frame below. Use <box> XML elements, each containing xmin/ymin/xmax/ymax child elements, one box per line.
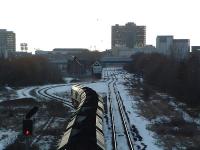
<box><xmin>0</xmin><ymin>0</ymin><xmax>199</xmax><ymax>52</ymax></box>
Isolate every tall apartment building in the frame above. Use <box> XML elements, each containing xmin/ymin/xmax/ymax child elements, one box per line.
<box><xmin>156</xmin><ymin>35</ymin><xmax>190</xmax><ymax>60</ymax></box>
<box><xmin>0</xmin><ymin>29</ymin><xmax>16</xmax><ymax>58</ymax></box>
<box><xmin>111</xmin><ymin>22</ymin><xmax>146</xmax><ymax>49</ymax></box>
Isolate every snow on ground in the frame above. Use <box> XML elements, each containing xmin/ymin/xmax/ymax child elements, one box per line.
<box><xmin>45</xmin><ymin>84</ymin><xmax>71</xmax><ymax>96</ymax></box>
<box><xmin>50</xmin><ymin>117</ymin><xmax>66</xmax><ymax>128</ymax></box>
<box><xmin>116</xmin><ymin>74</ymin><xmax>162</xmax><ymax>150</ymax></box>
<box><xmin>4</xmin><ymin>86</ymin><xmax>14</xmax><ymax>91</ymax></box>
<box><xmin>157</xmin><ymin>92</ymin><xmax>200</xmax><ymax>125</ymax></box>
<box><xmin>168</xmin><ymin>100</ymin><xmax>200</xmax><ymax>125</ymax></box>
<box><xmin>0</xmin><ymin>129</ymin><xmax>19</xmax><ymax>150</ymax></box>
<box><xmin>151</xmin><ymin>116</ymin><xmax>171</xmax><ymax>124</ymax></box>
<box><xmin>16</xmin><ymin>84</ymin><xmax>72</xmax><ymax>101</ymax></box>
<box><xmin>36</xmin><ymin>136</ymin><xmax>55</xmax><ymax>150</ymax></box>
<box><xmin>16</xmin><ymin>86</ymin><xmax>38</xmax><ymax>99</ymax></box>
<box><xmin>34</xmin><ymin>118</ymin><xmax>48</xmax><ymax>129</ymax></box>
<box><xmin>83</xmin><ymin>80</ymin><xmax>107</xmax><ymax>96</ymax></box>
<box><xmin>4</xmin><ymin>68</ymin><xmax>200</xmax><ymax>150</ymax></box>
<box><xmin>16</xmin><ymin>80</ymin><xmax>106</xmax><ymax>102</ymax></box>
<box><xmin>63</xmin><ymin>77</ymin><xmax>74</xmax><ymax>83</ymax></box>
<box><xmin>99</xmin><ymin>67</ymin><xmax>163</xmax><ymax>149</ymax></box>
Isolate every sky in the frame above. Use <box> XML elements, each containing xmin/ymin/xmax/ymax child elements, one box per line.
<box><xmin>0</xmin><ymin>0</ymin><xmax>199</xmax><ymax>52</ymax></box>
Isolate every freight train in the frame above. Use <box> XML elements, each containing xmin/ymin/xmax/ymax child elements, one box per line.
<box><xmin>58</xmin><ymin>84</ymin><xmax>105</xmax><ymax>150</ymax></box>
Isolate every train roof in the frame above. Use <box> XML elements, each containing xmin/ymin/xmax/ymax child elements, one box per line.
<box><xmin>58</xmin><ymin>84</ymin><xmax>105</xmax><ymax>150</ymax></box>
<box><xmin>71</xmin><ymin>84</ymin><xmax>84</xmax><ymax>89</ymax></box>
<box><xmin>58</xmin><ymin>112</ymin><xmax>104</xmax><ymax>150</ymax></box>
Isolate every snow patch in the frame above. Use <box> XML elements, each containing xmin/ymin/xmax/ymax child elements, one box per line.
<box><xmin>0</xmin><ymin>129</ymin><xmax>19</xmax><ymax>150</ymax></box>
<box><xmin>63</xmin><ymin>77</ymin><xmax>74</xmax><ymax>83</ymax></box>
<box><xmin>36</xmin><ymin>136</ymin><xmax>55</xmax><ymax>150</ymax></box>
<box><xmin>151</xmin><ymin>116</ymin><xmax>171</xmax><ymax>124</ymax></box>
<box><xmin>117</xmin><ymin>72</ymin><xmax>162</xmax><ymax>150</ymax></box>
<box><xmin>16</xmin><ymin>86</ymin><xmax>37</xmax><ymax>99</ymax></box>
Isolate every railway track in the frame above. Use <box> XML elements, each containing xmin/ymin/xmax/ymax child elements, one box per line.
<box><xmin>117</xmin><ymin>71</ymin><xmax>147</xmax><ymax>150</ymax></box>
<box><xmin>110</xmin><ymin>72</ymin><xmax>134</xmax><ymax>150</ymax></box>
<box><xmin>36</xmin><ymin>84</ymin><xmax>73</xmax><ymax>109</ymax></box>
<box><xmin>108</xmin><ymin>79</ymin><xmax>118</xmax><ymax>150</ymax></box>
<box><xmin>106</xmin><ymin>68</ymin><xmax>146</xmax><ymax>150</ymax></box>
<box><xmin>29</xmin><ymin>84</ymin><xmax>73</xmax><ymax>147</ymax></box>
<box><xmin>31</xmin><ymin>116</ymin><xmax>55</xmax><ymax>146</ymax></box>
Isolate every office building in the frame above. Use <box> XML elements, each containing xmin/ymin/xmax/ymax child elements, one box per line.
<box><xmin>156</xmin><ymin>36</ymin><xmax>173</xmax><ymax>55</ymax></box>
<box><xmin>172</xmin><ymin>39</ymin><xmax>190</xmax><ymax>60</ymax></box>
<box><xmin>0</xmin><ymin>29</ymin><xmax>16</xmax><ymax>58</ymax></box>
<box><xmin>111</xmin><ymin>22</ymin><xmax>146</xmax><ymax>49</ymax></box>
<box><xmin>156</xmin><ymin>35</ymin><xmax>190</xmax><ymax>60</ymax></box>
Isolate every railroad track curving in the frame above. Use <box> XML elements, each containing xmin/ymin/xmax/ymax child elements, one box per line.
<box><xmin>36</xmin><ymin>84</ymin><xmax>73</xmax><ymax>109</ymax></box>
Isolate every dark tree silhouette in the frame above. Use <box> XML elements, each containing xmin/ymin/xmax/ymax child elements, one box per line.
<box><xmin>124</xmin><ymin>52</ymin><xmax>200</xmax><ymax>107</ymax></box>
<box><xmin>0</xmin><ymin>56</ymin><xmax>63</xmax><ymax>86</ymax></box>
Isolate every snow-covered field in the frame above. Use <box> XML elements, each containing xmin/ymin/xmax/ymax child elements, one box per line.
<box><xmin>1</xmin><ymin>67</ymin><xmax>200</xmax><ymax>149</ymax></box>
<box><xmin>102</xmin><ymin>68</ymin><xmax>162</xmax><ymax>150</ymax></box>
<box><xmin>117</xmin><ymin>76</ymin><xmax>160</xmax><ymax>150</ymax></box>
<box><xmin>0</xmin><ymin>68</ymin><xmax>161</xmax><ymax>150</ymax></box>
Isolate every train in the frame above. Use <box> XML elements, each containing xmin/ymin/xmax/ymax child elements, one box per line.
<box><xmin>70</xmin><ymin>84</ymin><xmax>86</xmax><ymax>108</ymax></box>
<box><xmin>58</xmin><ymin>84</ymin><xmax>105</xmax><ymax>150</ymax></box>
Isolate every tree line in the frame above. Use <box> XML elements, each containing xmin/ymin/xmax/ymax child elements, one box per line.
<box><xmin>124</xmin><ymin>52</ymin><xmax>200</xmax><ymax>106</ymax></box>
<box><xmin>0</xmin><ymin>56</ymin><xmax>63</xmax><ymax>86</ymax></box>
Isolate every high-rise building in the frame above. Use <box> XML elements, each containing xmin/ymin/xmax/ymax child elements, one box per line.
<box><xmin>156</xmin><ymin>35</ymin><xmax>174</xmax><ymax>55</ymax></box>
<box><xmin>0</xmin><ymin>29</ymin><xmax>16</xmax><ymax>58</ymax></box>
<box><xmin>136</xmin><ymin>25</ymin><xmax>146</xmax><ymax>47</ymax></box>
<box><xmin>111</xmin><ymin>22</ymin><xmax>146</xmax><ymax>49</ymax></box>
<box><xmin>172</xmin><ymin>39</ymin><xmax>190</xmax><ymax>60</ymax></box>
<box><xmin>156</xmin><ymin>35</ymin><xmax>190</xmax><ymax>60</ymax></box>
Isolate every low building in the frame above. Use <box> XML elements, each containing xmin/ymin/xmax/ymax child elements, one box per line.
<box><xmin>191</xmin><ymin>46</ymin><xmax>200</xmax><ymax>61</ymax></box>
<box><xmin>133</xmin><ymin>45</ymin><xmax>157</xmax><ymax>54</ymax></box>
<box><xmin>35</xmin><ymin>50</ymin><xmax>52</xmax><ymax>55</ymax></box>
<box><xmin>191</xmin><ymin>46</ymin><xmax>200</xmax><ymax>52</ymax></box>
<box><xmin>100</xmin><ymin>56</ymin><xmax>132</xmax><ymax>67</ymax></box>
<box><xmin>35</xmin><ymin>50</ymin><xmax>69</xmax><ymax>75</ymax></box>
<box><xmin>53</xmin><ymin>48</ymin><xmax>88</xmax><ymax>55</ymax></box>
<box><xmin>11</xmin><ymin>51</ymin><xmax>32</xmax><ymax>58</ymax></box>
<box><xmin>111</xmin><ymin>45</ymin><xmax>157</xmax><ymax>57</ymax></box>
<box><xmin>112</xmin><ymin>47</ymin><xmax>135</xmax><ymax>57</ymax></box>
<box><xmin>49</xmin><ymin>58</ymin><xmax>68</xmax><ymax>74</ymax></box>
<box><xmin>67</xmin><ymin>56</ymin><xmax>85</xmax><ymax>77</ymax></box>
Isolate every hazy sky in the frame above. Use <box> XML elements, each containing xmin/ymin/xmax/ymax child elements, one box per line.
<box><xmin>0</xmin><ymin>0</ymin><xmax>199</xmax><ymax>52</ymax></box>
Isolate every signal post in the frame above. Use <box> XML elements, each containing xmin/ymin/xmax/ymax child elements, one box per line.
<box><xmin>23</xmin><ymin>106</ymin><xmax>38</xmax><ymax>149</ymax></box>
